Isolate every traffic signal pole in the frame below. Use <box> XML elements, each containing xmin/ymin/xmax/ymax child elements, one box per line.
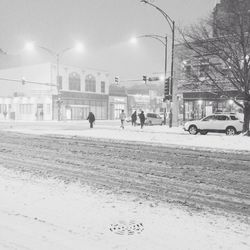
<box><xmin>56</xmin><ymin>54</ymin><xmax>61</xmax><ymax>121</ymax></box>
<box><xmin>169</xmin><ymin>21</ymin><xmax>175</xmax><ymax>128</ymax></box>
<box><xmin>164</xmin><ymin>35</ymin><xmax>168</xmax><ymax>125</ymax></box>
<box><xmin>141</xmin><ymin>0</ymin><xmax>175</xmax><ymax>127</ymax></box>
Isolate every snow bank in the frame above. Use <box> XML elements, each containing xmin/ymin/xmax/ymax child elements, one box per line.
<box><xmin>0</xmin><ymin>168</ymin><xmax>249</xmax><ymax>250</ymax></box>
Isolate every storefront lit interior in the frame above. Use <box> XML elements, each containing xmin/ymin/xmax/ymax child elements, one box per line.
<box><xmin>183</xmin><ymin>91</ymin><xmax>244</xmax><ymax>121</ymax></box>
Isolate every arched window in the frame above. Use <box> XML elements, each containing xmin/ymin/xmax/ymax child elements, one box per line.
<box><xmin>69</xmin><ymin>72</ymin><xmax>81</xmax><ymax>91</ymax></box>
<box><xmin>85</xmin><ymin>74</ymin><xmax>96</xmax><ymax>92</ymax></box>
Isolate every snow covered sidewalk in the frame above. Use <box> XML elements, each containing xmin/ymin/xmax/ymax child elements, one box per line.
<box><xmin>0</xmin><ymin>168</ymin><xmax>249</xmax><ymax>250</ymax></box>
<box><xmin>5</xmin><ymin>122</ymin><xmax>250</xmax><ymax>152</ymax></box>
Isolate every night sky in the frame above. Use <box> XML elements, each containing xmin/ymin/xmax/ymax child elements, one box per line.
<box><xmin>0</xmin><ymin>0</ymin><xmax>217</xmax><ymax>80</ymax></box>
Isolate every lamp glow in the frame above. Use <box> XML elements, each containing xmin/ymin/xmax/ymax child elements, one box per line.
<box><xmin>130</xmin><ymin>37</ymin><xmax>138</xmax><ymax>44</ymax></box>
<box><xmin>159</xmin><ymin>75</ymin><xmax>165</xmax><ymax>81</ymax></box>
<box><xmin>25</xmin><ymin>42</ymin><xmax>35</xmax><ymax>51</ymax></box>
<box><xmin>75</xmin><ymin>42</ymin><xmax>84</xmax><ymax>52</ymax></box>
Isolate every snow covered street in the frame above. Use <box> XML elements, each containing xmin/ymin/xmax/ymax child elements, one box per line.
<box><xmin>0</xmin><ymin>121</ymin><xmax>250</xmax><ymax>249</ymax></box>
<box><xmin>0</xmin><ymin>168</ymin><xmax>249</xmax><ymax>250</ymax></box>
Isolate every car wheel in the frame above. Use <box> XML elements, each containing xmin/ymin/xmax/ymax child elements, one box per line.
<box><xmin>148</xmin><ymin>120</ymin><xmax>152</xmax><ymax>126</ymax></box>
<box><xmin>226</xmin><ymin>126</ymin><xmax>236</xmax><ymax>135</ymax></box>
<box><xmin>188</xmin><ymin>125</ymin><xmax>198</xmax><ymax>135</ymax></box>
<box><xmin>200</xmin><ymin>130</ymin><xmax>208</xmax><ymax>135</ymax></box>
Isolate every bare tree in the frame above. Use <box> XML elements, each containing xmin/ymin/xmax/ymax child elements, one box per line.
<box><xmin>181</xmin><ymin>0</ymin><xmax>250</xmax><ymax>135</ymax></box>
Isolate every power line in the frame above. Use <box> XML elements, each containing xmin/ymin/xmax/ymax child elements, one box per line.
<box><xmin>0</xmin><ymin>77</ymin><xmax>56</xmax><ymax>87</ymax></box>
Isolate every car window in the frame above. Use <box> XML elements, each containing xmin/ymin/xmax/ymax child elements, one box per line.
<box><xmin>230</xmin><ymin>115</ymin><xmax>238</xmax><ymax>120</ymax></box>
<box><xmin>202</xmin><ymin>115</ymin><xmax>215</xmax><ymax>121</ymax></box>
<box><xmin>216</xmin><ymin>115</ymin><xmax>229</xmax><ymax>121</ymax></box>
<box><xmin>147</xmin><ymin>113</ymin><xmax>158</xmax><ymax>118</ymax></box>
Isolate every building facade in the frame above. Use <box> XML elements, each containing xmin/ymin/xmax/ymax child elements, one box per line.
<box><xmin>213</xmin><ymin>0</ymin><xmax>250</xmax><ymax>36</ymax></box>
<box><xmin>175</xmin><ymin>43</ymin><xmax>244</xmax><ymax>122</ymax></box>
<box><xmin>0</xmin><ymin>63</ymin><xmax>109</xmax><ymax>121</ymax></box>
<box><xmin>173</xmin><ymin>0</ymin><xmax>249</xmax><ymax>123</ymax></box>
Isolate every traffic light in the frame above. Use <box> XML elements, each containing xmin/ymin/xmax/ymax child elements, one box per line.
<box><xmin>142</xmin><ymin>75</ymin><xmax>147</xmax><ymax>84</ymax></box>
<box><xmin>115</xmin><ymin>76</ymin><xmax>119</xmax><ymax>84</ymax></box>
<box><xmin>164</xmin><ymin>77</ymin><xmax>172</xmax><ymax>101</ymax></box>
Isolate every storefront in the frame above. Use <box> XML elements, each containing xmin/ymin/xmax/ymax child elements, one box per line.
<box><xmin>0</xmin><ymin>96</ymin><xmax>53</xmax><ymax>121</ymax></box>
<box><xmin>53</xmin><ymin>91</ymin><xmax>108</xmax><ymax>120</ymax></box>
<box><xmin>0</xmin><ymin>63</ymin><xmax>110</xmax><ymax>121</ymax></box>
<box><xmin>183</xmin><ymin>91</ymin><xmax>243</xmax><ymax>121</ymax></box>
<box><xmin>109</xmin><ymin>96</ymin><xmax>127</xmax><ymax>120</ymax></box>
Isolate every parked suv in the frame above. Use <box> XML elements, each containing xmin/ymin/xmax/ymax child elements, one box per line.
<box><xmin>184</xmin><ymin>113</ymin><xmax>243</xmax><ymax>135</ymax></box>
<box><xmin>145</xmin><ymin>113</ymin><xmax>164</xmax><ymax>126</ymax></box>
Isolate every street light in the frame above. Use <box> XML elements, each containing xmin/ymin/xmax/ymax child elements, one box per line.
<box><xmin>25</xmin><ymin>41</ymin><xmax>84</xmax><ymax>121</ymax></box>
<box><xmin>141</xmin><ymin>0</ymin><xmax>175</xmax><ymax>127</ymax></box>
<box><xmin>130</xmin><ymin>34</ymin><xmax>170</xmax><ymax>125</ymax></box>
<box><xmin>130</xmin><ymin>34</ymin><xmax>167</xmax><ymax>77</ymax></box>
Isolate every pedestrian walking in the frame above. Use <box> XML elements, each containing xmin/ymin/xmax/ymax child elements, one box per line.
<box><xmin>40</xmin><ymin>110</ymin><xmax>44</xmax><ymax>120</ymax></box>
<box><xmin>131</xmin><ymin>111</ymin><xmax>137</xmax><ymax>126</ymax></box>
<box><xmin>87</xmin><ymin>111</ymin><xmax>95</xmax><ymax>128</ymax></box>
<box><xmin>139</xmin><ymin>110</ymin><xmax>146</xmax><ymax>129</ymax></box>
<box><xmin>3</xmin><ymin>111</ymin><xmax>7</xmax><ymax>120</ymax></box>
<box><xmin>119</xmin><ymin>110</ymin><xmax>126</xmax><ymax>129</ymax></box>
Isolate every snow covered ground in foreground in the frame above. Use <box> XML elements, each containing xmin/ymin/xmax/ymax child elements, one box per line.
<box><xmin>4</xmin><ymin>120</ymin><xmax>250</xmax><ymax>152</ymax></box>
<box><xmin>0</xmin><ymin>168</ymin><xmax>249</xmax><ymax>250</ymax></box>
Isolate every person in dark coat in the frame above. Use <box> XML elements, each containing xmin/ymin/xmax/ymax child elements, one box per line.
<box><xmin>40</xmin><ymin>110</ymin><xmax>44</xmax><ymax>120</ymax></box>
<box><xmin>131</xmin><ymin>111</ymin><xmax>137</xmax><ymax>126</ymax></box>
<box><xmin>87</xmin><ymin>111</ymin><xmax>95</xmax><ymax>128</ymax></box>
<box><xmin>139</xmin><ymin>111</ymin><xmax>146</xmax><ymax>129</ymax></box>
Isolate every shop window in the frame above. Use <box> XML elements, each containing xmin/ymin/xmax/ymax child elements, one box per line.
<box><xmin>101</xmin><ymin>81</ymin><xmax>105</xmax><ymax>93</ymax></box>
<box><xmin>19</xmin><ymin>104</ymin><xmax>33</xmax><ymax>114</ymax></box>
<box><xmin>69</xmin><ymin>72</ymin><xmax>81</xmax><ymax>91</ymax></box>
<box><xmin>85</xmin><ymin>74</ymin><xmax>96</xmax><ymax>92</ymax></box>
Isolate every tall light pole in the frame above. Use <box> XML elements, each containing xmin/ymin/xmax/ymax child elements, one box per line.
<box><xmin>141</xmin><ymin>0</ymin><xmax>175</xmax><ymax>127</ymax></box>
<box><xmin>25</xmin><ymin>42</ymin><xmax>84</xmax><ymax>121</ymax></box>
<box><xmin>130</xmin><ymin>34</ymin><xmax>170</xmax><ymax>125</ymax></box>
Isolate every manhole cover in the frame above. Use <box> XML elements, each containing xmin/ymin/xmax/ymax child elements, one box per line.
<box><xmin>110</xmin><ymin>220</ymin><xmax>144</xmax><ymax>235</ymax></box>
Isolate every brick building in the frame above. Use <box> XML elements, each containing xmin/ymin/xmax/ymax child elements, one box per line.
<box><xmin>174</xmin><ymin>0</ymin><xmax>249</xmax><ymax>122</ymax></box>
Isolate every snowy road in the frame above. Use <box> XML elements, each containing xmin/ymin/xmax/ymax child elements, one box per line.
<box><xmin>0</xmin><ymin>131</ymin><xmax>249</xmax><ymax>218</ymax></box>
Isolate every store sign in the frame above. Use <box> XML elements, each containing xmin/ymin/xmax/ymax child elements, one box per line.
<box><xmin>113</xmin><ymin>97</ymin><xmax>126</xmax><ymax>103</ymax></box>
